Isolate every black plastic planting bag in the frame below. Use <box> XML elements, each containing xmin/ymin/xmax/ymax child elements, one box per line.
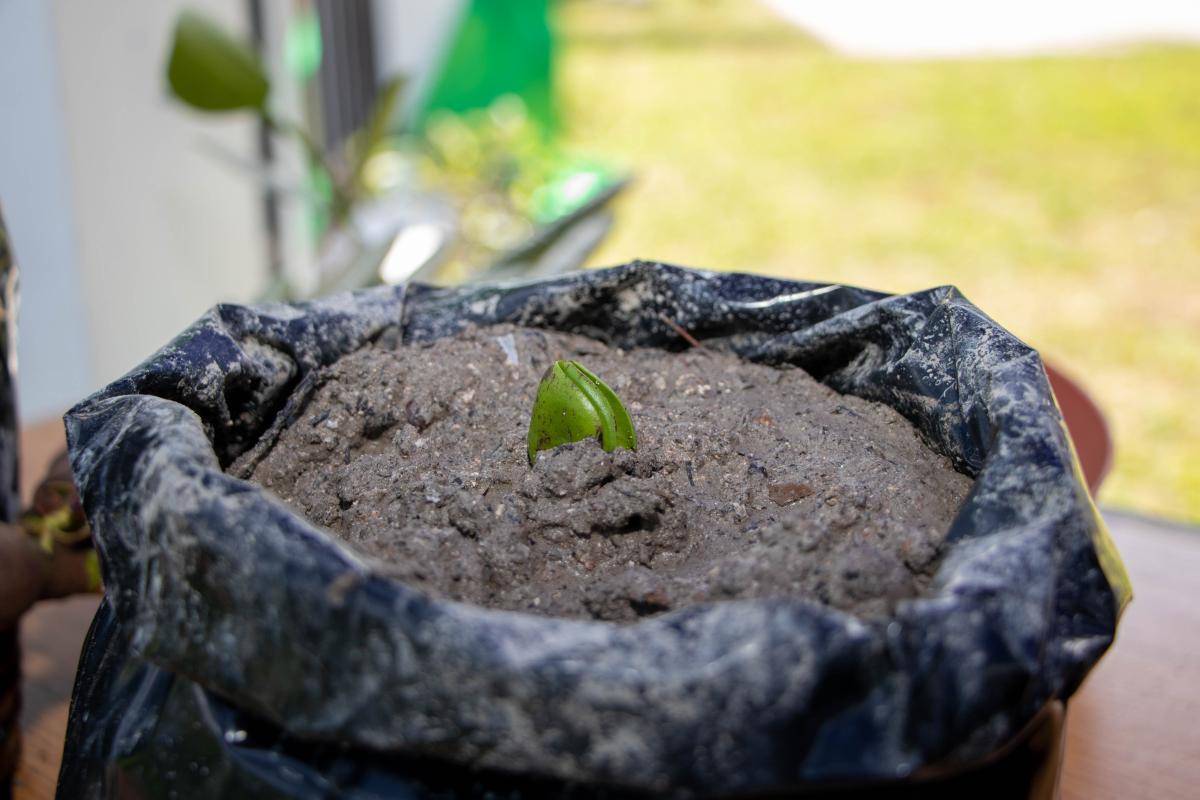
<box><xmin>60</xmin><ymin>263</ymin><xmax>1129</xmax><ymax>798</ymax></box>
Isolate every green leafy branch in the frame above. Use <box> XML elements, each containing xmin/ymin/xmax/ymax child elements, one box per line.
<box><xmin>165</xmin><ymin>10</ymin><xmax>403</xmax><ymax>229</ymax></box>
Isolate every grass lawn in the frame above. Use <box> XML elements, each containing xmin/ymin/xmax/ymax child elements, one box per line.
<box><xmin>555</xmin><ymin>0</ymin><xmax>1200</xmax><ymax>523</ymax></box>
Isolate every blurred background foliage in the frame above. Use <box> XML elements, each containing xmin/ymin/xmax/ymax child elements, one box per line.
<box><xmin>555</xmin><ymin>0</ymin><xmax>1199</xmax><ymax>522</ymax></box>
<box><xmin>165</xmin><ymin>2</ymin><xmax>625</xmax><ymax>296</ymax></box>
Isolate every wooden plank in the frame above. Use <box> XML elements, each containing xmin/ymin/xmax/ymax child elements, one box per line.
<box><xmin>1060</xmin><ymin>511</ymin><xmax>1200</xmax><ymax>800</ymax></box>
<box><xmin>12</xmin><ymin>597</ymin><xmax>96</xmax><ymax>800</ymax></box>
<box><xmin>12</xmin><ymin>417</ymin><xmax>90</xmax><ymax>800</ymax></box>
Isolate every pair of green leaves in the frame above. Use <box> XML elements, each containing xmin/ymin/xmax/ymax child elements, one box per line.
<box><xmin>527</xmin><ymin>361</ymin><xmax>637</xmax><ymax>464</ymax></box>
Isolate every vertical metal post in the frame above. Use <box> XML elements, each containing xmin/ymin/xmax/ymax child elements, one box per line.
<box><xmin>315</xmin><ymin>0</ymin><xmax>379</xmax><ymax>154</ymax></box>
<box><xmin>247</xmin><ymin>0</ymin><xmax>284</xmax><ymax>287</ymax></box>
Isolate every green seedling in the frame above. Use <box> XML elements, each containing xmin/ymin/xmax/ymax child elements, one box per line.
<box><xmin>527</xmin><ymin>361</ymin><xmax>637</xmax><ymax>465</ymax></box>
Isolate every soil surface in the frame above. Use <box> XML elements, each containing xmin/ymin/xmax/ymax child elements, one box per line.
<box><xmin>234</xmin><ymin>325</ymin><xmax>972</xmax><ymax>622</ymax></box>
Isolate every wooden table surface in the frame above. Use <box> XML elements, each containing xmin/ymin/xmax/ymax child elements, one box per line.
<box><xmin>10</xmin><ymin>420</ymin><xmax>1200</xmax><ymax>799</ymax></box>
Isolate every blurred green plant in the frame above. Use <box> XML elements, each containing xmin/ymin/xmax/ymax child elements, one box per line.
<box><xmin>527</xmin><ymin>360</ymin><xmax>637</xmax><ymax>464</ymax></box>
<box><xmin>402</xmin><ymin>95</ymin><xmax>619</xmax><ymax>283</ymax></box>
<box><xmin>164</xmin><ymin>8</ymin><xmax>625</xmax><ymax>296</ymax></box>
<box><xmin>165</xmin><ymin>10</ymin><xmax>403</xmax><ymax>229</ymax></box>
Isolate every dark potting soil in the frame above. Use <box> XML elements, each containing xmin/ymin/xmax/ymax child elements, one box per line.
<box><xmin>234</xmin><ymin>325</ymin><xmax>972</xmax><ymax>622</ymax></box>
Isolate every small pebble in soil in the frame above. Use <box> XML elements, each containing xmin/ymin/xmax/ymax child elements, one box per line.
<box><xmin>768</xmin><ymin>482</ymin><xmax>815</xmax><ymax>506</ymax></box>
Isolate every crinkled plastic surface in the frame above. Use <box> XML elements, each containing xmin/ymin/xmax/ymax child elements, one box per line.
<box><xmin>59</xmin><ymin>263</ymin><xmax>1129</xmax><ymax>798</ymax></box>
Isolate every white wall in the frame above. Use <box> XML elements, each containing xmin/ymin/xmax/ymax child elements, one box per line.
<box><xmin>47</xmin><ymin>0</ymin><xmax>270</xmax><ymax>396</ymax></box>
<box><xmin>0</xmin><ymin>0</ymin><xmax>94</xmax><ymax>421</ymax></box>
<box><xmin>0</xmin><ymin>0</ymin><xmax>270</xmax><ymax>422</ymax></box>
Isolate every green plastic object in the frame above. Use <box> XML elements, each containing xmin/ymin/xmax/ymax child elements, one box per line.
<box><xmin>166</xmin><ymin>11</ymin><xmax>270</xmax><ymax>112</ymax></box>
<box><xmin>284</xmin><ymin>8</ymin><xmax>323</xmax><ymax>81</ymax></box>
<box><xmin>417</xmin><ymin>0</ymin><xmax>557</xmax><ymax>134</ymax></box>
<box><xmin>527</xmin><ymin>360</ymin><xmax>637</xmax><ymax>465</ymax></box>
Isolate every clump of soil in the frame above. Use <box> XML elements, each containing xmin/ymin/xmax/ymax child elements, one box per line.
<box><xmin>234</xmin><ymin>325</ymin><xmax>972</xmax><ymax>622</ymax></box>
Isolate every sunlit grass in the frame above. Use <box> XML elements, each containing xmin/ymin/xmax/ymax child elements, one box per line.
<box><xmin>557</xmin><ymin>0</ymin><xmax>1200</xmax><ymax>522</ymax></box>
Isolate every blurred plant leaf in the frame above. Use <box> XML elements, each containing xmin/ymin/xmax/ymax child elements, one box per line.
<box><xmin>167</xmin><ymin>11</ymin><xmax>270</xmax><ymax>112</ymax></box>
<box><xmin>480</xmin><ymin>177</ymin><xmax>627</xmax><ymax>282</ymax></box>
<box><xmin>347</xmin><ymin>76</ymin><xmax>408</xmax><ymax>197</ymax></box>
